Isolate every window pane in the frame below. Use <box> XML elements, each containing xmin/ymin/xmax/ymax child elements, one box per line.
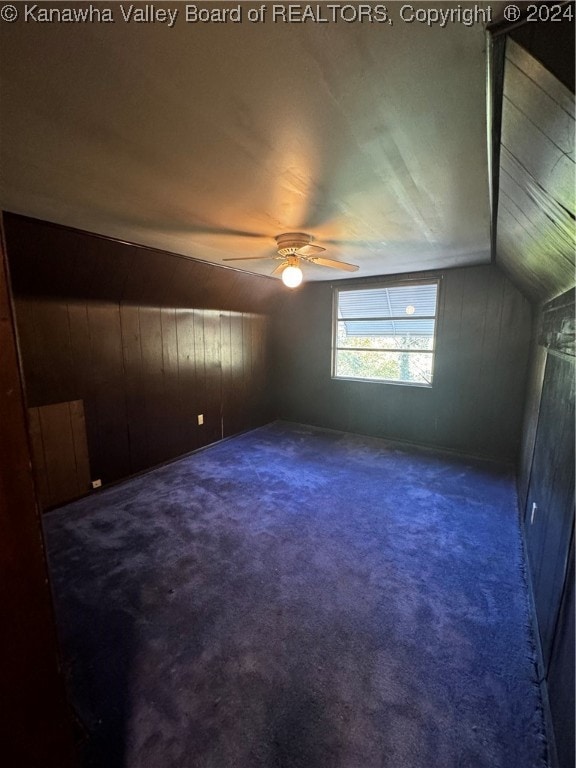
<box><xmin>338</xmin><ymin>284</ymin><xmax>438</xmax><ymax>320</ymax></box>
<box><xmin>340</xmin><ymin>318</ymin><xmax>435</xmax><ymax>338</ymax></box>
<box><xmin>335</xmin><ymin>349</ymin><xmax>434</xmax><ymax>384</ymax></box>
<box><xmin>333</xmin><ymin>281</ymin><xmax>438</xmax><ymax>385</ymax></box>
<box><xmin>337</xmin><ymin>320</ymin><xmax>435</xmax><ymax>350</ymax></box>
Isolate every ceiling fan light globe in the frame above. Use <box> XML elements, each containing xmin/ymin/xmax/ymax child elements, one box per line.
<box><xmin>281</xmin><ymin>265</ymin><xmax>303</xmax><ymax>288</ymax></box>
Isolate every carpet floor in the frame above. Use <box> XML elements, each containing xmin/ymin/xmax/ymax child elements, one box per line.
<box><xmin>43</xmin><ymin>421</ymin><xmax>547</xmax><ymax>768</ymax></box>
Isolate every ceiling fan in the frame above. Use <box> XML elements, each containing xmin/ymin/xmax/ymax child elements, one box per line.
<box><xmin>222</xmin><ymin>232</ymin><xmax>359</xmax><ymax>288</ymax></box>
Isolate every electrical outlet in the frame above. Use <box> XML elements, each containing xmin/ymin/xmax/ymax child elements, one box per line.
<box><xmin>530</xmin><ymin>502</ymin><xmax>537</xmax><ymax>525</ymax></box>
<box><xmin>92</xmin><ymin>479</ymin><xmax>102</xmax><ymax>489</ymax></box>
<box><xmin>197</xmin><ymin>414</ymin><xmax>204</xmax><ymax>426</ymax></box>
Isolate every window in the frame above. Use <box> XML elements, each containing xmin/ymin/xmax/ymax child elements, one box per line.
<box><xmin>333</xmin><ymin>280</ymin><xmax>439</xmax><ymax>386</ymax></box>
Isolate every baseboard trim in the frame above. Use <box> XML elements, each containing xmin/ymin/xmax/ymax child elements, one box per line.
<box><xmin>273</xmin><ymin>418</ymin><xmax>515</xmax><ymax>469</ymax></box>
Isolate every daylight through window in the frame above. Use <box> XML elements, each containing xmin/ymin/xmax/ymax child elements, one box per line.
<box><xmin>333</xmin><ymin>281</ymin><xmax>439</xmax><ymax>385</ymax></box>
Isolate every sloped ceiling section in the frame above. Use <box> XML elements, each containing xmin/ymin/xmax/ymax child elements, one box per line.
<box><xmin>0</xmin><ymin>9</ymin><xmax>490</xmax><ymax>282</ymax></box>
<box><xmin>496</xmin><ymin>40</ymin><xmax>575</xmax><ymax>304</ymax></box>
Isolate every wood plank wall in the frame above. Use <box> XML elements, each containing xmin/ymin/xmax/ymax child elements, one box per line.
<box><xmin>4</xmin><ymin>214</ymin><xmax>282</xmax><ymax>313</ymax></box>
<box><xmin>5</xmin><ymin>215</ymin><xmax>281</xmax><ymax>494</ymax></box>
<box><xmin>14</xmin><ymin>299</ymin><xmax>270</xmax><ymax>490</ymax></box>
<box><xmin>547</xmin><ymin>541</ymin><xmax>574</xmax><ymax>768</ymax></box>
<box><xmin>524</xmin><ymin>352</ymin><xmax>574</xmax><ymax>660</ymax></box>
<box><xmin>272</xmin><ymin>264</ymin><xmax>532</xmax><ymax>462</ymax></box>
<box><xmin>496</xmin><ymin>39</ymin><xmax>575</xmax><ymax>304</ymax></box>
<box><xmin>489</xmin><ymin>26</ymin><xmax>574</xmax><ymax>766</ymax></box>
<box><xmin>518</xmin><ymin>288</ymin><xmax>575</xmax><ymax>768</ymax></box>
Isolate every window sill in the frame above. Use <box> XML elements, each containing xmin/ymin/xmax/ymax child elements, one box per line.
<box><xmin>332</xmin><ymin>375</ymin><xmax>433</xmax><ymax>389</ymax></box>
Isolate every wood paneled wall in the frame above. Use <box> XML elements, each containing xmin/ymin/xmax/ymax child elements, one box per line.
<box><xmin>547</xmin><ymin>542</ymin><xmax>575</xmax><ymax>768</ymax></box>
<box><xmin>5</xmin><ymin>215</ymin><xmax>280</xmax><ymax>494</ymax></box>
<box><xmin>491</xmin><ymin>24</ymin><xmax>574</xmax><ymax>764</ymax></box>
<box><xmin>15</xmin><ymin>298</ymin><xmax>270</xmax><ymax>490</ymax></box>
<box><xmin>272</xmin><ymin>264</ymin><xmax>532</xmax><ymax>462</ymax></box>
<box><xmin>524</xmin><ymin>352</ymin><xmax>574</xmax><ymax>660</ymax></box>
<box><xmin>495</xmin><ymin>39</ymin><xmax>575</xmax><ymax>304</ymax></box>
<box><xmin>518</xmin><ymin>288</ymin><xmax>575</xmax><ymax>768</ymax></box>
<box><xmin>4</xmin><ymin>213</ymin><xmax>282</xmax><ymax>313</ymax></box>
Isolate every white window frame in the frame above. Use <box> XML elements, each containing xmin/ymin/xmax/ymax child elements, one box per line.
<box><xmin>332</xmin><ymin>278</ymin><xmax>440</xmax><ymax>387</ymax></box>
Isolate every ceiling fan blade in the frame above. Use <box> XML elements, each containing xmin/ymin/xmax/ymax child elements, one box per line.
<box><xmin>271</xmin><ymin>263</ymin><xmax>287</xmax><ymax>276</ymax></box>
<box><xmin>296</xmin><ymin>244</ymin><xmax>326</xmax><ymax>257</ymax></box>
<box><xmin>309</xmin><ymin>256</ymin><xmax>359</xmax><ymax>272</ymax></box>
<box><xmin>222</xmin><ymin>256</ymin><xmax>274</xmax><ymax>261</ymax></box>
<box><xmin>130</xmin><ymin>218</ymin><xmax>270</xmax><ymax>240</ymax></box>
<box><xmin>201</xmin><ymin>227</ymin><xmax>268</xmax><ymax>239</ymax></box>
<box><xmin>168</xmin><ymin>225</ymin><xmax>269</xmax><ymax>239</ymax></box>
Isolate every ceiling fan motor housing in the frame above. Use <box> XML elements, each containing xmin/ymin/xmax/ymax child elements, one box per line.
<box><xmin>275</xmin><ymin>232</ymin><xmax>312</xmax><ymax>257</ymax></box>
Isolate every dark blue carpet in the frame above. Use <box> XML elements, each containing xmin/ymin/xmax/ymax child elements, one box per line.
<box><xmin>43</xmin><ymin>421</ymin><xmax>548</xmax><ymax>768</ymax></box>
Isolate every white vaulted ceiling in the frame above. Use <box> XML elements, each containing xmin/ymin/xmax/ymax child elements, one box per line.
<box><xmin>0</xmin><ymin>3</ymin><xmax>491</xmax><ymax>281</ymax></box>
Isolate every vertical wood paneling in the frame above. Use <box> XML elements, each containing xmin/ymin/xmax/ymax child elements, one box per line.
<box><xmin>120</xmin><ymin>304</ymin><xmax>149</xmax><ymax>474</ymax></box>
<box><xmin>518</xmin><ymin>333</ymin><xmax>546</xmax><ymax>513</ymax></box>
<box><xmin>87</xmin><ymin>303</ymin><xmax>130</xmax><ymax>482</ymax></box>
<box><xmin>273</xmin><ymin>265</ymin><xmax>531</xmax><ymax>462</ymax></box>
<box><xmin>220</xmin><ymin>311</ymin><xmax>233</xmax><ymax>438</ymax></box>
<box><xmin>518</xmin><ymin>288</ymin><xmax>574</xmax><ymax>768</ymax></box>
<box><xmin>192</xmin><ymin>309</ymin><xmax>207</xmax><ymax>448</ymax></box>
<box><xmin>433</xmin><ymin>268</ymin><xmax>465</xmax><ymax>451</ymax></box>
<box><xmin>138</xmin><ymin>306</ymin><xmax>166</xmax><ymax>468</ymax></box>
<box><xmin>69</xmin><ymin>399</ymin><xmax>91</xmax><ymax>492</ymax></box>
<box><xmin>27</xmin><ymin>300</ymin><xmax>75</xmax><ymax>406</ymax></box>
<box><xmin>499</xmin><ymin>280</ymin><xmax>532</xmax><ymax>443</ymax></box>
<box><xmin>476</xmin><ymin>269</ymin><xmax>506</xmax><ymax>453</ymax></box>
<box><xmin>13</xmin><ymin>298</ymin><xmax>271</xmax><ymax>495</ymax></box>
<box><xmin>203</xmin><ymin>310</ymin><xmax>222</xmax><ymax>445</ymax></box>
<box><xmin>67</xmin><ymin>301</ymin><xmax>91</xmax><ymax>399</ymax></box>
<box><xmin>453</xmin><ymin>268</ymin><xmax>485</xmax><ymax>454</ymax></box>
<box><xmin>229</xmin><ymin>312</ymin><xmax>244</xmax><ymax>438</ymax></box>
<box><xmin>160</xmin><ymin>308</ymin><xmax>181</xmax><ymax>462</ymax></box>
<box><xmin>251</xmin><ymin>314</ymin><xmax>268</xmax><ymax>428</ymax></box>
<box><xmin>176</xmin><ymin>310</ymin><xmax>198</xmax><ymax>455</ymax></box>
<box><xmin>547</xmin><ymin>542</ymin><xmax>575</xmax><ymax>768</ymax></box>
<box><xmin>242</xmin><ymin>314</ymin><xmax>253</xmax><ymax>429</ymax></box>
<box><xmin>4</xmin><ymin>214</ymin><xmax>283</xmax><ymax>314</ymax></box>
<box><xmin>5</xmin><ymin>214</ymin><xmax>278</xmax><ymax>495</ymax></box>
<box><xmin>524</xmin><ymin>353</ymin><xmax>575</xmax><ymax>664</ymax></box>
